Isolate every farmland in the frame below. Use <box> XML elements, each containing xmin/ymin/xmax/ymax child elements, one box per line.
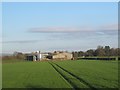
<box><xmin>2</xmin><ymin>60</ymin><xmax>118</xmax><ymax>89</ymax></box>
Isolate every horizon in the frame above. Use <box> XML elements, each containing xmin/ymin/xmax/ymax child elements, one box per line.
<box><xmin>1</xmin><ymin>45</ymin><xmax>118</xmax><ymax>55</ymax></box>
<box><xmin>2</xmin><ymin>2</ymin><xmax>118</xmax><ymax>53</ymax></box>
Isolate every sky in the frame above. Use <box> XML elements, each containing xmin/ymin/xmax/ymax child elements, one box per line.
<box><xmin>2</xmin><ymin>2</ymin><xmax>118</xmax><ymax>53</ymax></box>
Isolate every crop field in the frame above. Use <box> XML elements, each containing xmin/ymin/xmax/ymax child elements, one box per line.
<box><xmin>2</xmin><ymin>60</ymin><xmax>118</xmax><ymax>89</ymax></box>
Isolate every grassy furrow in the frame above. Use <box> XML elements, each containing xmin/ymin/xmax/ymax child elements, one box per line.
<box><xmin>54</xmin><ymin>60</ymin><xmax>118</xmax><ymax>88</ymax></box>
<box><xmin>50</xmin><ymin>62</ymin><xmax>89</xmax><ymax>88</ymax></box>
<box><xmin>2</xmin><ymin>60</ymin><xmax>118</xmax><ymax>88</ymax></box>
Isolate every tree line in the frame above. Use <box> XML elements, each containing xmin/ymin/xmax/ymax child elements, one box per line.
<box><xmin>72</xmin><ymin>46</ymin><xmax>120</xmax><ymax>59</ymax></box>
<box><xmin>2</xmin><ymin>52</ymin><xmax>25</xmax><ymax>60</ymax></box>
<box><xmin>2</xmin><ymin>45</ymin><xmax>120</xmax><ymax>60</ymax></box>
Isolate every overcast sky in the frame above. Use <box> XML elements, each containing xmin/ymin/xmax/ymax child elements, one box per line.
<box><xmin>2</xmin><ymin>2</ymin><xmax>118</xmax><ymax>53</ymax></box>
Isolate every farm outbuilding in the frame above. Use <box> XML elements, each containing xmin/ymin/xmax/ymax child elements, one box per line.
<box><xmin>26</xmin><ymin>55</ymin><xmax>37</xmax><ymax>61</ymax></box>
<box><xmin>25</xmin><ymin>51</ymin><xmax>49</xmax><ymax>61</ymax></box>
<box><xmin>47</xmin><ymin>51</ymin><xmax>73</xmax><ymax>60</ymax></box>
<box><xmin>26</xmin><ymin>51</ymin><xmax>73</xmax><ymax>61</ymax></box>
<box><xmin>25</xmin><ymin>51</ymin><xmax>42</xmax><ymax>61</ymax></box>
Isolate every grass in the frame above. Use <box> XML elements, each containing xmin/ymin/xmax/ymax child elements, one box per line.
<box><xmin>54</xmin><ymin>60</ymin><xmax>118</xmax><ymax>88</ymax></box>
<box><xmin>2</xmin><ymin>62</ymin><xmax>71</xmax><ymax>88</ymax></box>
<box><xmin>2</xmin><ymin>59</ymin><xmax>27</xmax><ymax>63</ymax></box>
<box><xmin>2</xmin><ymin>59</ymin><xmax>118</xmax><ymax>88</ymax></box>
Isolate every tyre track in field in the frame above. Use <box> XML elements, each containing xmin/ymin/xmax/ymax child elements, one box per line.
<box><xmin>49</xmin><ymin>62</ymin><xmax>77</xmax><ymax>90</ymax></box>
<box><xmin>50</xmin><ymin>62</ymin><xmax>97</xmax><ymax>90</ymax></box>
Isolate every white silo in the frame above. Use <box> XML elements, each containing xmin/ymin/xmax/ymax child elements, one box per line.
<box><xmin>37</xmin><ymin>51</ymin><xmax>42</xmax><ymax>61</ymax></box>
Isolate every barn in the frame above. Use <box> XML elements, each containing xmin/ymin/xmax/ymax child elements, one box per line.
<box><xmin>26</xmin><ymin>51</ymin><xmax>41</xmax><ymax>61</ymax></box>
<box><xmin>26</xmin><ymin>55</ymin><xmax>37</xmax><ymax>61</ymax></box>
<box><xmin>26</xmin><ymin>51</ymin><xmax>73</xmax><ymax>61</ymax></box>
<box><xmin>47</xmin><ymin>51</ymin><xmax>73</xmax><ymax>60</ymax></box>
<box><xmin>25</xmin><ymin>51</ymin><xmax>49</xmax><ymax>61</ymax></box>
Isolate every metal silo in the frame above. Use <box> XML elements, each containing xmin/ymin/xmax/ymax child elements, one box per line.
<box><xmin>37</xmin><ymin>51</ymin><xmax>41</xmax><ymax>61</ymax></box>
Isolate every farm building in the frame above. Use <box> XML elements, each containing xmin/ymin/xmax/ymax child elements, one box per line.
<box><xmin>26</xmin><ymin>51</ymin><xmax>43</xmax><ymax>61</ymax></box>
<box><xmin>26</xmin><ymin>51</ymin><xmax>73</xmax><ymax>61</ymax></box>
<box><xmin>26</xmin><ymin>55</ymin><xmax>37</xmax><ymax>61</ymax></box>
<box><xmin>47</xmin><ymin>51</ymin><xmax>73</xmax><ymax>60</ymax></box>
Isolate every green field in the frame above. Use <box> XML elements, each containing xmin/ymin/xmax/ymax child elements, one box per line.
<box><xmin>2</xmin><ymin>60</ymin><xmax>118</xmax><ymax>89</ymax></box>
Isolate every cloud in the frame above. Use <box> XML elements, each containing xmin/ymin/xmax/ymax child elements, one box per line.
<box><xmin>28</xmin><ymin>26</ymin><xmax>95</xmax><ymax>33</ymax></box>
<box><xmin>99</xmin><ymin>24</ymin><xmax>118</xmax><ymax>31</ymax></box>
<box><xmin>95</xmin><ymin>24</ymin><xmax>118</xmax><ymax>35</ymax></box>
<box><xmin>28</xmin><ymin>24</ymin><xmax>118</xmax><ymax>33</ymax></box>
<box><xmin>95</xmin><ymin>32</ymin><xmax>105</xmax><ymax>35</ymax></box>
<box><xmin>1</xmin><ymin>40</ymin><xmax>40</xmax><ymax>44</ymax></box>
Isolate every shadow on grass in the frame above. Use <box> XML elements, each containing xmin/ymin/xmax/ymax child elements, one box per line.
<box><xmin>25</xmin><ymin>84</ymin><xmax>45</xmax><ymax>89</ymax></box>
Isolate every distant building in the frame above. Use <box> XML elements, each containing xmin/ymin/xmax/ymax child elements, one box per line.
<box><xmin>25</xmin><ymin>51</ymin><xmax>49</xmax><ymax>61</ymax></box>
<box><xmin>26</xmin><ymin>54</ymin><xmax>36</xmax><ymax>61</ymax></box>
<box><xmin>26</xmin><ymin>51</ymin><xmax>73</xmax><ymax>61</ymax></box>
<box><xmin>47</xmin><ymin>51</ymin><xmax>73</xmax><ymax>60</ymax></box>
<box><xmin>26</xmin><ymin>51</ymin><xmax>41</xmax><ymax>61</ymax></box>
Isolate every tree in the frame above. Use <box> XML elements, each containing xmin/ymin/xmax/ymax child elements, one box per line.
<box><xmin>95</xmin><ymin>46</ymin><xmax>105</xmax><ymax>56</ymax></box>
<box><xmin>117</xmin><ymin>48</ymin><xmax>120</xmax><ymax>56</ymax></box>
<box><xmin>13</xmin><ymin>52</ymin><xmax>25</xmax><ymax>59</ymax></box>
<box><xmin>86</xmin><ymin>49</ymin><xmax>95</xmax><ymax>56</ymax></box>
<box><xmin>110</xmin><ymin>48</ymin><xmax>116</xmax><ymax>56</ymax></box>
<box><xmin>72</xmin><ymin>51</ymin><xmax>78</xmax><ymax>59</ymax></box>
<box><xmin>104</xmin><ymin>46</ymin><xmax>110</xmax><ymax>56</ymax></box>
<box><xmin>78</xmin><ymin>51</ymin><xmax>85</xmax><ymax>57</ymax></box>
